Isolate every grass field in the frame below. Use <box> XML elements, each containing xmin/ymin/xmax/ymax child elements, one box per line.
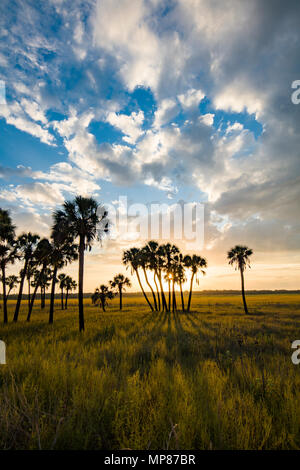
<box><xmin>0</xmin><ymin>293</ymin><xmax>300</xmax><ymax>450</ymax></box>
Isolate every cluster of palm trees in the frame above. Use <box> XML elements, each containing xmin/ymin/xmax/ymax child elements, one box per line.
<box><xmin>0</xmin><ymin>195</ymin><xmax>109</xmax><ymax>331</ymax></box>
<box><xmin>122</xmin><ymin>242</ymin><xmax>208</xmax><ymax>313</ymax></box>
<box><xmin>92</xmin><ymin>274</ymin><xmax>131</xmax><ymax>311</ymax></box>
<box><xmin>1</xmin><ymin>195</ymin><xmax>254</xmax><ymax>331</ymax></box>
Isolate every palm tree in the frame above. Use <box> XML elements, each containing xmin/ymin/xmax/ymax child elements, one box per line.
<box><xmin>184</xmin><ymin>254</ymin><xmax>207</xmax><ymax>312</ymax></box>
<box><xmin>91</xmin><ymin>285</ymin><xmax>114</xmax><ymax>312</ymax></box>
<box><xmin>123</xmin><ymin>247</ymin><xmax>154</xmax><ymax>311</ymax></box>
<box><xmin>52</xmin><ymin>196</ymin><xmax>109</xmax><ymax>332</ymax></box>
<box><xmin>144</xmin><ymin>241</ymin><xmax>168</xmax><ymax>311</ymax></box>
<box><xmin>227</xmin><ymin>245</ymin><xmax>253</xmax><ymax>314</ymax></box>
<box><xmin>58</xmin><ymin>273</ymin><xmax>67</xmax><ymax>310</ymax></box>
<box><xmin>161</xmin><ymin>243</ymin><xmax>180</xmax><ymax>312</ymax></box>
<box><xmin>0</xmin><ymin>209</ymin><xmax>16</xmax><ymax>323</ymax></box>
<box><xmin>39</xmin><ymin>267</ymin><xmax>51</xmax><ymax>309</ymax></box>
<box><xmin>48</xmin><ymin>230</ymin><xmax>78</xmax><ymax>324</ymax></box>
<box><xmin>13</xmin><ymin>233</ymin><xmax>40</xmax><ymax>322</ymax></box>
<box><xmin>6</xmin><ymin>275</ymin><xmax>18</xmax><ymax>299</ymax></box>
<box><xmin>27</xmin><ymin>238</ymin><xmax>52</xmax><ymax>321</ymax></box>
<box><xmin>25</xmin><ymin>261</ymin><xmax>37</xmax><ymax>311</ymax></box>
<box><xmin>174</xmin><ymin>253</ymin><xmax>186</xmax><ymax>311</ymax></box>
<box><xmin>64</xmin><ymin>276</ymin><xmax>77</xmax><ymax>309</ymax></box>
<box><xmin>140</xmin><ymin>247</ymin><xmax>158</xmax><ymax>311</ymax></box>
<box><xmin>110</xmin><ymin>274</ymin><xmax>131</xmax><ymax>310</ymax></box>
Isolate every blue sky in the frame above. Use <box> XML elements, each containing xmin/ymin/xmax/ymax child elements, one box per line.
<box><xmin>0</xmin><ymin>0</ymin><xmax>299</xmax><ymax>290</ymax></box>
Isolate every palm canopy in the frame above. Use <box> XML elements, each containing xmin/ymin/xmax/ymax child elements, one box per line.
<box><xmin>227</xmin><ymin>245</ymin><xmax>253</xmax><ymax>271</ymax></box>
<box><xmin>122</xmin><ymin>247</ymin><xmax>141</xmax><ymax>272</ymax></box>
<box><xmin>110</xmin><ymin>274</ymin><xmax>131</xmax><ymax>289</ymax></box>
<box><xmin>184</xmin><ymin>254</ymin><xmax>207</xmax><ymax>276</ymax></box>
<box><xmin>52</xmin><ymin>195</ymin><xmax>108</xmax><ymax>248</ymax></box>
<box><xmin>15</xmin><ymin>232</ymin><xmax>40</xmax><ymax>259</ymax></box>
<box><xmin>0</xmin><ymin>208</ymin><xmax>15</xmax><ymax>244</ymax></box>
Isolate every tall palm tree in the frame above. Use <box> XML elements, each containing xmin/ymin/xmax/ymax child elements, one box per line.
<box><xmin>161</xmin><ymin>243</ymin><xmax>180</xmax><ymax>312</ymax></box>
<box><xmin>13</xmin><ymin>233</ymin><xmax>40</xmax><ymax>322</ymax></box>
<box><xmin>64</xmin><ymin>276</ymin><xmax>77</xmax><ymax>309</ymax></box>
<box><xmin>227</xmin><ymin>245</ymin><xmax>253</xmax><ymax>314</ymax></box>
<box><xmin>145</xmin><ymin>241</ymin><xmax>168</xmax><ymax>311</ymax></box>
<box><xmin>110</xmin><ymin>273</ymin><xmax>131</xmax><ymax>310</ymax></box>
<box><xmin>27</xmin><ymin>238</ymin><xmax>52</xmax><ymax>321</ymax></box>
<box><xmin>184</xmin><ymin>254</ymin><xmax>207</xmax><ymax>312</ymax></box>
<box><xmin>52</xmin><ymin>196</ymin><xmax>109</xmax><ymax>332</ymax></box>
<box><xmin>140</xmin><ymin>247</ymin><xmax>158</xmax><ymax>311</ymax></box>
<box><xmin>39</xmin><ymin>267</ymin><xmax>51</xmax><ymax>309</ymax></box>
<box><xmin>174</xmin><ymin>253</ymin><xmax>186</xmax><ymax>311</ymax></box>
<box><xmin>0</xmin><ymin>209</ymin><xmax>16</xmax><ymax>323</ymax></box>
<box><xmin>25</xmin><ymin>261</ymin><xmax>37</xmax><ymax>311</ymax></box>
<box><xmin>91</xmin><ymin>285</ymin><xmax>114</xmax><ymax>312</ymax></box>
<box><xmin>123</xmin><ymin>247</ymin><xmax>154</xmax><ymax>311</ymax></box>
<box><xmin>58</xmin><ymin>273</ymin><xmax>67</xmax><ymax>310</ymax></box>
<box><xmin>48</xmin><ymin>230</ymin><xmax>78</xmax><ymax>324</ymax></box>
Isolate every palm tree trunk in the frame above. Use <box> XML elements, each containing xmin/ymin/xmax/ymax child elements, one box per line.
<box><xmin>180</xmin><ymin>282</ymin><xmax>185</xmax><ymax>312</ymax></box>
<box><xmin>168</xmin><ymin>280</ymin><xmax>171</xmax><ymax>312</ymax></box>
<box><xmin>65</xmin><ymin>289</ymin><xmax>69</xmax><ymax>309</ymax></box>
<box><xmin>119</xmin><ymin>286</ymin><xmax>122</xmax><ymax>310</ymax></box>
<box><xmin>143</xmin><ymin>267</ymin><xmax>158</xmax><ymax>311</ymax></box>
<box><xmin>135</xmin><ymin>268</ymin><xmax>154</xmax><ymax>311</ymax></box>
<box><xmin>27</xmin><ymin>266</ymin><xmax>45</xmax><ymax>321</ymax></box>
<box><xmin>158</xmin><ymin>272</ymin><xmax>168</xmax><ymax>311</ymax></box>
<box><xmin>187</xmin><ymin>273</ymin><xmax>194</xmax><ymax>312</ymax></box>
<box><xmin>172</xmin><ymin>280</ymin><xmax>176</xmax><ymax>312</ymax></box>
<box><xmin>1</xmin><ymin>265</ymin><xmax>7</xmax><ymax>324</ymax></box>
<box><xmin>14</xmin><ymin>258</ymin><xmax>28</xmax><ymax>322</ymax></box>
<box><xmin>154</xmin><ymin>273</ymin><xmax>161</xmax><ymax>311</ymax></box>
<box><xmin>28</xmin><ymin>278</ymin><xmax>31</xmax><ymax>310</ymax></box>
<box><xmin>61</xmin><ymin>287</ymin><xmax>64</xmax><ymax>310</ymax></box>
<box><xmin>49</xmin><ymin>265</ymin><xmax>57</xmax><ymax>324</ymax></box>
<box><xmin>40</xmin><ymin>286</ymin><xmax>43</xmax><ymax>308</ymax></box>
<box><xmin>240</xmin><ymin>268</ymin><xmax>249</xmax><ymax>314</ymax></box>
<box><xmin>41</xmin><ymin>287</ymin><xmax>45</xmax><ymax>309</ymax></box>
<box><xmin>78</xmin><ymin>235</ymin><xmax>85</xmax><ymax>332</ymax></box>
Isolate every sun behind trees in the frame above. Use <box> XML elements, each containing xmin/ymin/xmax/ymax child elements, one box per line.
<box><xmin>0</xmin><ymin>200</ymin><xmax>255</xmax><ymax>328</ymax></box>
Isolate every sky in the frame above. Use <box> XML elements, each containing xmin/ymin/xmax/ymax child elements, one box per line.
<box><xmin>0</xmin><ymin>0</ymin><xmax>300</xmax><ymax>292</ymax></box>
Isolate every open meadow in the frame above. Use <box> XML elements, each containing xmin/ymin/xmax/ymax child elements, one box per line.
<box><xmin>0</xmin><ymin>293</ymin><xmax>300</xmax><ymax>450</ymax></box>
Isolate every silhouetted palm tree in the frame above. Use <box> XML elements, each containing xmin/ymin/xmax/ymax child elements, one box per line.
<box><xmin>144</xmin><ymin>241</ymin><xmax>168</xmax><ymax>311</ymax></box>
<box><xmin>184</xmin><ymin>254</ymin><xmax>207</xmax><ymax>312</ymax></box>
<box><xmin>27</xmin><ymin>238</ymin><xmax>52</xmax><ymax>321</ymax></box>
<box><xmin>0</xmin><ymin>209</ymin><xmax>16</xmax><ymax>323</ymax></box>
<box><xmin>174</xmin><ymin>253</ymin><xmax>186</xmax><ymax>311</ymax></box>
<box><xmin>48</xmin><ymin>230</ymin><xmax>78</xmax><ymax>324</ymax></box>
<box><xmin>6</xmin><ymin>275</ymin><xmax>18</xmax><ymax>298</ymax></box>
<box><xmin>64</xmin><ymin>276</ymin><xmax>77</xmax><ymax>309</ymax></box>
<box><xmin>39</xmin><ymin>267</ymin><xmax>51</xmax><ymax>309</ymax></box>
<box><xmin>25</xmin><ymin>261</ymin><xmax>37</xmax><ymax>311</ymax></box>
<box><xmin>123</xmin><ymin>247</ymin><xmax>154</xmax><ymax>311</ymax></box>
<box><xmin>140</xmin><ymin>247</ymin><xmax>158</xmax><ymax>311</ymax></box>
<box><xmin>53</xmin><ymin>196</ymin><xmax>109</xmax><ymax>332</ymax></box>
<box><xmin>110</xmin><ymin>273</ymin><xmax>131</xmax><ymax>310</ymax></box>
<box><xmin>161</xmin><ymin>243</ymin><xmax>180</xmax><ymax>312</ymax></box>
<box><xmin>13</xmin><ymin>232</ymin><xmax>40</xmax><ymax>322</ymax></box>
<box><xmin>58</xmin><ymin>273</ymin><xmax>67</xmax><ymax>310</ymax></box>
<box><xmin>227</xmin><ymin>245</ymin><xmax>253</xmax><ymax>314</ymax></box>
<box><xmin>91</xmin><ymin>285</ymin><xmax>114</xmax><ymax>312</ymax></box>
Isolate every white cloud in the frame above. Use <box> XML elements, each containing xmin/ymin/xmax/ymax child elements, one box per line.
<box><xmin>106</xmin><ymin>110</ymin><xmax>144</xmax><ymax>144</ymax></box>
<box><xmin>178</xmin><ymin>88</ymin><xmax>205</xmax><ymax>109</ymax></box>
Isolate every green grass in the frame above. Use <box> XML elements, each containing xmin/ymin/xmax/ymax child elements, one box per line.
<box><xmin>0</xmin><ymin>293</ymin><xmax>300</xmax><ymax>450</ymax></box>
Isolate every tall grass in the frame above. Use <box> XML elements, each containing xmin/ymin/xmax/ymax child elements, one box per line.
<box><xmin>0</xmin><ymin>293</ymin><xmax>299</xmax><ymax>449</ymax></box>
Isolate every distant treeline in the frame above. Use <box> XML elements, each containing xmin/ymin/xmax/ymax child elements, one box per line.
<box><xmin>6</xmin><ymin>289</ymin><xmax>300</xmax><ymax>300</ymax></box>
